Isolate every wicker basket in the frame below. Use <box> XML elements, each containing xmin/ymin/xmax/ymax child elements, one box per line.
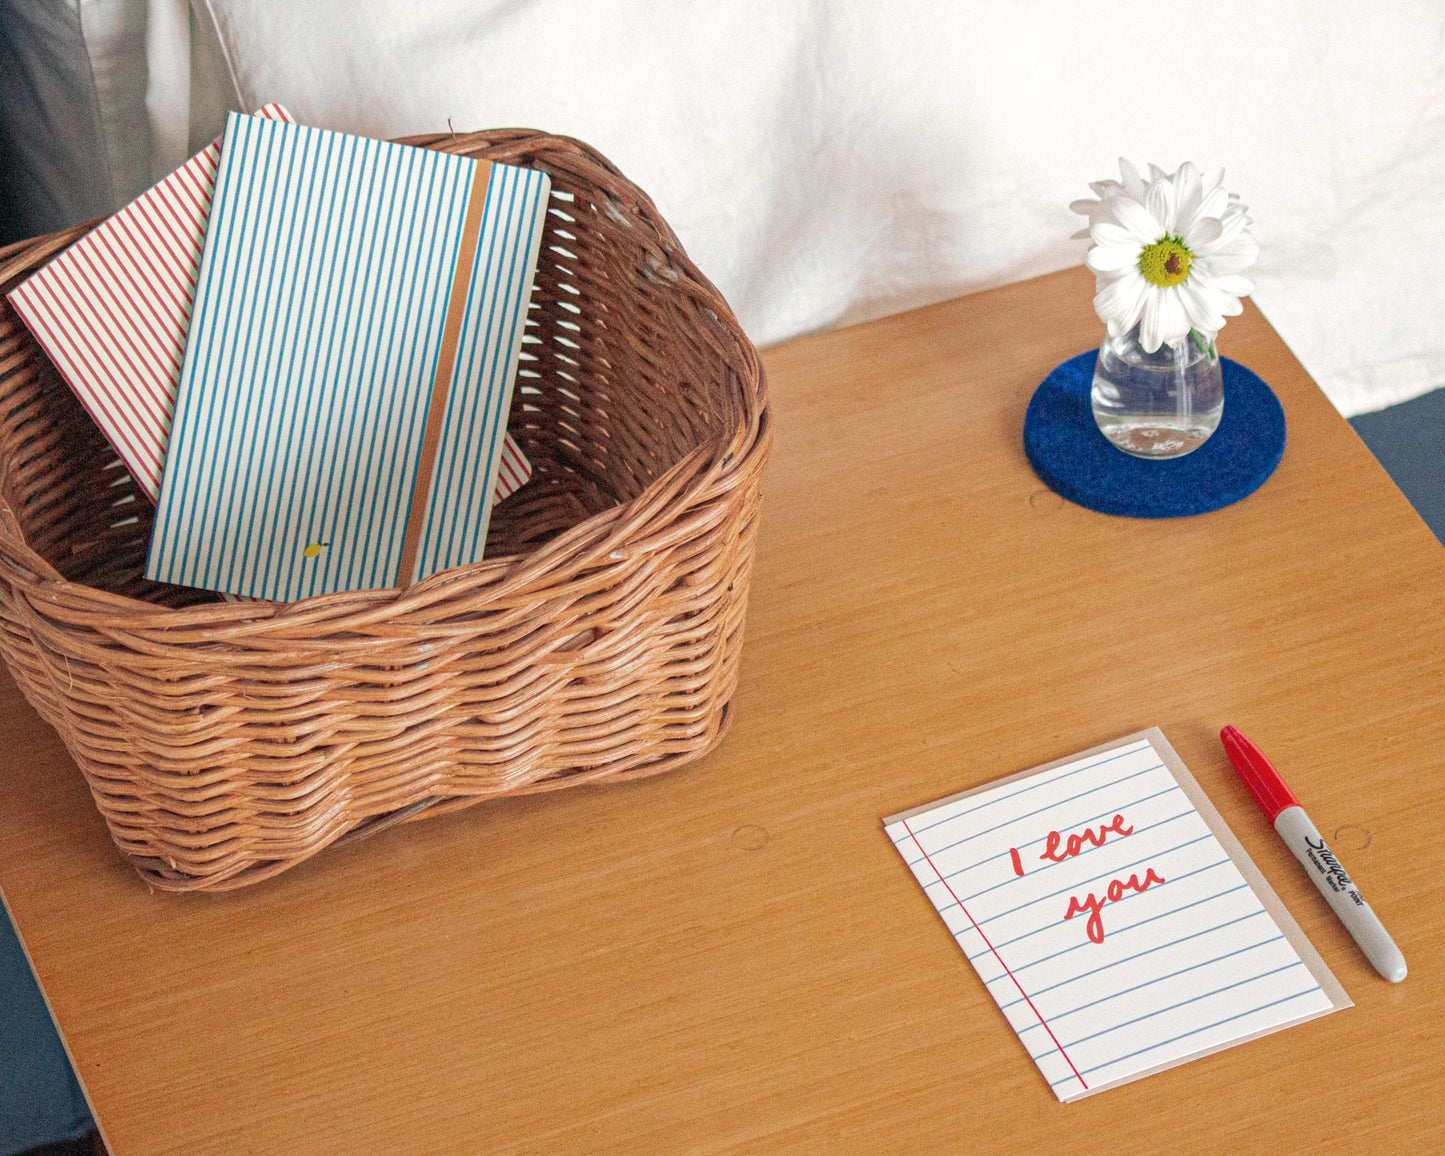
<box><xmin>0</xmin><ymin>129</ymin><xmax>770</xmax><ymax>891</ymax></box>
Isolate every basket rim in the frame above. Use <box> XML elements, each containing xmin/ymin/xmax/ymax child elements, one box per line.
<box><xmin>0</xmin><ymin>127</ymin><xmax>772</xmax><ymax>637</ymax></box>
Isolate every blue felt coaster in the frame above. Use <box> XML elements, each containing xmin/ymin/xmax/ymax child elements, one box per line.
<box><xmin>1023</xmin><ymin>352</ymin><xmax>1286</xmax><ymax>518</ymax></box>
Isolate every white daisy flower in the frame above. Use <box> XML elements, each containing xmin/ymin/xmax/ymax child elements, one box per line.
<box><xmin>1073</xmin><ymin>160</ymin><xmax>1259</xmax><ymax>354</ymax></box>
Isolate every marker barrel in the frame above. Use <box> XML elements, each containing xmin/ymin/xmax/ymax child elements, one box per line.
<box><xmin>1274</xmin><ymin>806</ymin><xmax>1407</xmax><ymax>983</ymax></box>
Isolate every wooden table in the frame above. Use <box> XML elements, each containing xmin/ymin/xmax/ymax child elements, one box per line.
<box><xmin>4</xmin><ymin>266</ymin><xmax>1443</xmax><ymax>1154</ymax></box>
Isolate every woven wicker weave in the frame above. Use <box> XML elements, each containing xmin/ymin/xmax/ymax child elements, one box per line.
<box><xmin>0</xmin><ymin>129</ymin><xmax>770</xmax><ymax>891</ymax></box>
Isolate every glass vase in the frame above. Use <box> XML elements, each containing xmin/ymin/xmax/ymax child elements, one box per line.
<box><xmin>1090</xmin><ymin>324</ymin><xmax>1223</xmax><ymax>459</ymax></box>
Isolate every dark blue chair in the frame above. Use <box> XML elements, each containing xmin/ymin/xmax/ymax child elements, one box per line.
<box><xmin>1349</xmin><ymin>388</ymin><xmax>1445</xmax><ymax>547</ymax></box>
<box><xmin>1</xmin><ymin>905</ymin><xmax>94</xmax><ymax>1156</ymax></box>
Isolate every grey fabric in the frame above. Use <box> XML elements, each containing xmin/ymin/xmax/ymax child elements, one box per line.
<box><xmin>187</xmin><ymin>0</ymin><xmax>237</xmax><ymax>152</ymax></box>
<box><xmin>0</xmin><ymin>0</ymin><xmax>151</xmax><ymax>243</ymax></box>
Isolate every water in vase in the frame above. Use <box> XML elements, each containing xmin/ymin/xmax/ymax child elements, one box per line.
<box><xmin>1091</xmin><ymin>328</ymin><xmax>1223</xmax><ymax>459</ymax></box>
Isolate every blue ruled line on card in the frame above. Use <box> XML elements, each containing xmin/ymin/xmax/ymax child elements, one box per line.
<box><xmin>917</xmin><ymin>792</ymin><xmax>1191</xmax><ymax>894</ymax></box>
<box><xmin>903</xmin><ymin>769</ymin><xmax>1173</xmax><ymax>871</ymax></box>
<box><xmin>987</xmin><ymin>879</ymin><xmax>1252</xmax><ymax>980</ymax></box>
<box><xmin>1016</xmin><ymin>941</ymin><xmax>1295</xmax><ymax>1034</ymax></box>
<box><xmin>892</xmin><ymin>740</ymin><xmax>1155</xmax><ymax>846</ymax></box>
<box><xmin>960</xmin><ymin>852</ymin><xmax>1235</xmax><ymax>964</ymax></box>
<box><xmin>1049</xmin><ymin>985</ymin><xmax>1327</xmax><ymax>1087</ymax></box>
<box><xmin>930</xmin><ymin>821</ymin><xmax>1214</xmax><ymax>940</ymax></box>
<box><xmin>997</xmin><ymin>907</ymin><xmax>1271</xmax><ymax>1011</ymax></box>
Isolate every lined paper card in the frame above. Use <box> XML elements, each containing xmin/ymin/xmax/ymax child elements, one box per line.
<box><xmin>144</xmin><ymin>112</ymin><xmax>550</xmax><ymax>601</ymax></box>
<box><xmin>5</xmin><ymin>104</ymin><xmax>532</xmax><ymax>509</ymax></box>
<box><xmin>884</xmin><ymin>729</ymin><xmax>1349</xmax><ymax>1102</ymax></box>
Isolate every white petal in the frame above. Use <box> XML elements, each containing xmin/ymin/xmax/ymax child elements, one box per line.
<box><xmin>1173</xmin><ymin>162</ymin><xmax>1203</xmax><ymax>230</ymax></box>
<box><xmin>1202</xmin><ymin>271</ymin><xmax>1255</xmax><ymax>297</ymax></box>
<box><xmin>1145</xmin><ymin>177</ymin><xmax>1176</xmax><ymax>233</ymax></box>
<box><xmin>1181</xmin><ymin>216</ymin><xmax>1223</xmax><ymax>251</ymax></box>
<box><xmin>1194</xmin><ymin>281</ymin><xmax>1245</xmax><ymax>317</ymax></box>
<box><xmin>1210</xmin><ymin>207</ymin><xmax>1253</xmax><ymax>248</ymax></box>
<box><xmin>1198</xmin><ymin>236</ymin><xmax>1259</xmax><ymax>274</ymax></box>
<box><xmin>1118</xmin><ymin>158</ymin><xmax>1147</xmax><ymax>200</ymax></box>
<box><xmin>1196</xmin><ymin>186</ymin><xmax>1229</xmax><ymax>221</ymax></box>
<box><xmin>1070</xmin><ymin>198</ymin><xmax>1100</xmax><ymax>216</ymax></box>
<box><xmin>1147</xmin><ymin>162</ymin><xmax>1169</xmax><ymax>183</ymax></box>
<box><xmin>1191</xmin><ymin>223</ymin><xmax>1256</xmax><ymax>270</ymax></box>
<box><xmin>1070</xmin><ymin>226</ymin><xmax>1093</xmax><ymax>240</ymax></box>
<box><xmin>1085</xmin><ymin>243</ymin><xmax>1140</xmax><ymax>273</ymax></box>
<box><xmin>1190</xmin><ymin>267</ymin><xmax>1254</xmax><ymax>301</ymax></box>
<box><xmin>1095</xmin><ymin>271</ymin><xmax>1148</xmax><ymax>334</ymax></box>
<box><xmin>1112</xmin><ymin>196</ymin><xmax>1162</xmax><ymax>244</ymax></box>
<box><xmin>1179</xmin><ymin>283</ymin><xmax>1226</xmax><ymax>333</ymax></box>
<box><xmin>1200</xmin><ymin>167</ymin><xmax>1225</xmax><ymax>194</ymax></box>
<box><xmin>1140</xmin><ymin>292</ymin><xmax>1165</xmax><ymax>352</ymax></box>
<box><xmin>1090</xmin><ymin>220</ymin><xmax>1141</xmax><ymax>249</ymax></box>
<box><xmin>1184</xmin><ymin>273</ymin><xmax>1247</xmax><ymax>317</ymax></box>
<box><xmin>1094</xmin><ymin>270</ymin><xmax>1141</xmax><ymax>312</ymax></box>
<box><xmin>1154</xmin><ymin>288</ymin><xmax>1191</xmax><ymax>349</ymax></box>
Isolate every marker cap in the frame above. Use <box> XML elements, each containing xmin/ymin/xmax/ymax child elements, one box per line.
<box><xmin>1220</xmin><ymin>725</ymin><xmax>1301</xmax><ymax>822</ymax></box>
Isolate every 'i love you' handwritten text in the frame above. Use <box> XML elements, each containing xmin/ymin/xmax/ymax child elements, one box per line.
<box><xmin>1008</xmin><ymin>813</ymin><xmax>1165</xmax><ymax>944</ymax></box>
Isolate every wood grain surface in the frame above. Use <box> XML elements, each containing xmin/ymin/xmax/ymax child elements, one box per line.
<box><xmin>3</xmin><ymin>265</ymin><xmax>1443</xmax><ymax>1154</ymax></box>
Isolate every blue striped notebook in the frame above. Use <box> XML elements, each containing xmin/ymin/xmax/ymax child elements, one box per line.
<box><xmin>145</xmin><ymin>112</ymin><xmax>550</xmax><ymax>601</ymax></box>
<box><xmin>884</xmin><ymin>729</ymin><xmax>1349</xmax><ymax>1101</ymax></box>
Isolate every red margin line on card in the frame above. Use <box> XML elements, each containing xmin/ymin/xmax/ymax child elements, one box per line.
<box><xmin>902</xmin><ymin>818</ymin><xmax>1088</xmax><ymax>1092</ymax></box>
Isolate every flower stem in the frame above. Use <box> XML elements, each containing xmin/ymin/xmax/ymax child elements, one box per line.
<box><xmin>1175</xmin><ymin>337</ymin><xmax>1193</xmax><ymax>433</ymax></box>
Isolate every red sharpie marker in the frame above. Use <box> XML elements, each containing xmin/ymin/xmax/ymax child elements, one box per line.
<box><xmin>1221</xmin><ymin>726</ymin><xmax>1406</xmax><ymax>982</ymax></box>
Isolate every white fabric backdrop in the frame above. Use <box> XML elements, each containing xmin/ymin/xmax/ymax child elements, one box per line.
<box><xmin>5</xmin><ymin>1</ymin><xmax>1442</xmax><ymax>417</ymax></box>
<box><xmin>191</xmin><ymin>0</ymin><xmax>1445</xmax><ymax>417</ymax></box>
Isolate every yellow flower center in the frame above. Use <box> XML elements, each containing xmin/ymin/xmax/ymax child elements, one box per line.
<box><xmin>1138</xmin><ymin>236</ymin><xmax>1193</xmax><ymax>287</ymax></box>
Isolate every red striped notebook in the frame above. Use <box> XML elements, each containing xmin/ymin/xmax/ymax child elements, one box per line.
<box><xmin>7</xmin><ymin>103</ymin><xmax>531</xmax><ymax>508</ymax></box>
